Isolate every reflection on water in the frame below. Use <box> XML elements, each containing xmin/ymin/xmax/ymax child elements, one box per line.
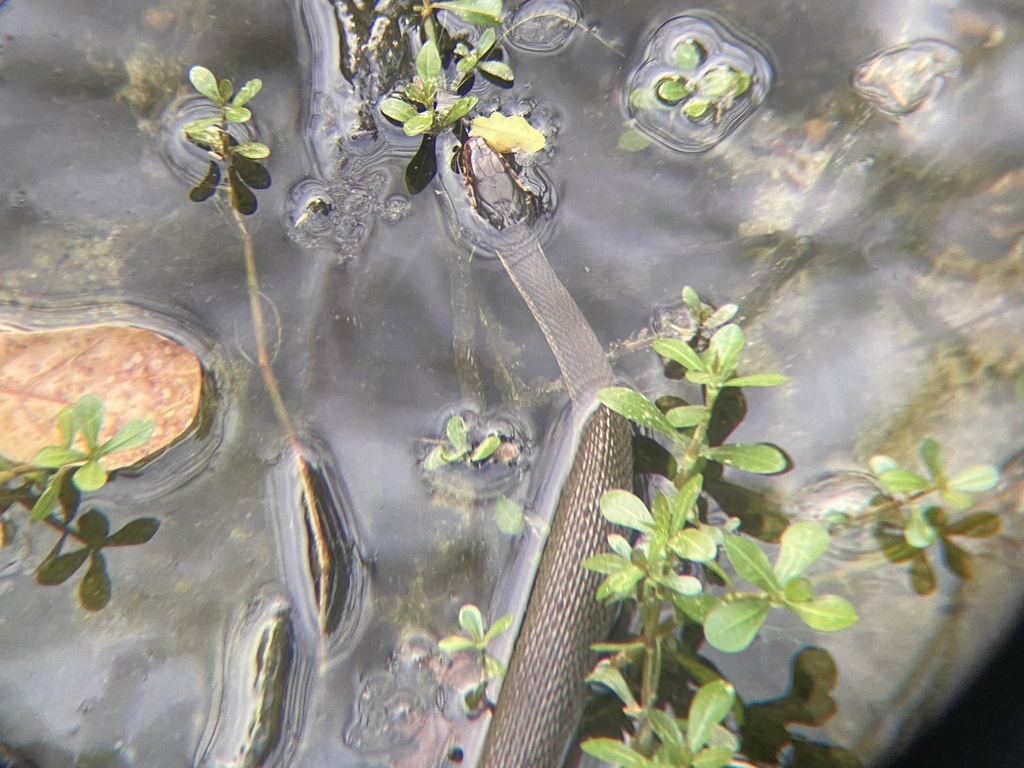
<box><xmin>0</xmin><ymin>0</ymin><xmax>1023</xmax><ymax>764</ymax></box>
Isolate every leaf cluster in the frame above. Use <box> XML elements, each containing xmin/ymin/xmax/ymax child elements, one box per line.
<box><xmin>36</xmin><ymin>508</ymin><xmax>158</xmax><ymax>611</ymax></box>
<box><xmin>437</xmin><ymin>603</ymin><xmax>513</xmax><ymax>711</ymax></box>
<box><xmin>582</xmin><ymin>679</ymin><xmax>738</xmax><ymax>768</ymax></box>
<box><xmin>633</xmin><ymin>37</ymin><xmax>753</xmax><ymax>124</ymax></box>
<box><xmin>423</xmin><ymin>414</ymin><xmax>507</xmax><ymax>470</ymax></box>
<box><xmin>29</xmin><ymin>394</ymin><xmax>155</xmax><ymax>520</ymax></box>
<box><xmin>868</xmin><ymin>438</ymin><xmax>1000</xmax><ymax>595</ymax></box>
<box><xmin>183</xmin><ymin>66</ymin><xmax>271</xmax><ymax>215</ymax></box>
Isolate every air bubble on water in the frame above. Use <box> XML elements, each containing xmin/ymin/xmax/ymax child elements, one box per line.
<box><xmin>623</xmin><ymin>11</ymin><xmax>773</xmax><ymax>153</ymax></box>
<box><xmin>505</xmin><ymin>0</ymin><xmax>582</xmax><ymax>54</ymax></box>
<box><xmin>852</xmin><ymin>39</ymin><xmax>962</xmax><ymax>117</ymax></box>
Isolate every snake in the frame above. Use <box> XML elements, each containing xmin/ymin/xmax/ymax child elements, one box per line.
<box><xmin>459</xmin><ymin>136</ymin><xmax>634</xmax><ymax>767</ymax></box>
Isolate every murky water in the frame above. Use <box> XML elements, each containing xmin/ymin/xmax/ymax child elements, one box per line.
<box><xmin>1</xmin><ymin>0</ymin><xmax>1023</xmax><ymax>765</ymax></box>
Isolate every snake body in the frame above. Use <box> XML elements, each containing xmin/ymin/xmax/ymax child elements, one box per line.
<box><xmin>461</xmin><ymin>138</ymin><xmax>634</xmax><ymax>767</ymax></box>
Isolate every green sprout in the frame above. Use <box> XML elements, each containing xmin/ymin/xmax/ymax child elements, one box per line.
<box><xmin>438</xmin><ymin>603</ymin><xmax>513</xmax><ymax>711</ymax></box>
<box><xmin>29</xmin><ymin>394</ymin><xmax>156</xmax><ymax>519</ymax></box>
<box><xmin>183</xmin><ymin>66</ymin><xmax>271</xmax><ymax>214</ymax></box>
<box><xmin>867</xmin><ymin>438</ymin><xmax>1000</xmax><ymax>594</ymax></box>
<box><xmin>423</xmin><ymin>414</ymin><xmax>506</xmax><ymax>470</ymax></box>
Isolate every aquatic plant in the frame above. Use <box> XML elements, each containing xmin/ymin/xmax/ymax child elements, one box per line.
<box><xmin>423</xmin><ymin>413</ymin><xmax>506</xmax><ymax>470</ymax></box>
<box><xmin>0</xmin><ymin>394</ymin><xmax>159</xmax><ymax>611</ymax></box>
<box><xmin>378</xmin><ymin>0</ymin><xmax>545</xmax><ymax>191</ymax></box>
<box><xmin>438</xmin><ymin>603</ymin><xmax>513</xmax><ymax>711</ymax></box>
<box><xmin>182</xmin><ymin>66</ymin><xmax>270</xmax><ymax>215</ymax></box>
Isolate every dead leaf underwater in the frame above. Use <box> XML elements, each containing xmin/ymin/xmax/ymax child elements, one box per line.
<box><xmin>0</xmin><ymin>325</ymin><xmax>202</xmax><ymax>467</ymax></box>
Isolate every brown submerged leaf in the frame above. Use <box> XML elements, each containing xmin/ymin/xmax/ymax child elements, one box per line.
<box><xmin>0</xmin><ymin>325</ymin><xmax>202</xmax><ymax>467</ymax></box>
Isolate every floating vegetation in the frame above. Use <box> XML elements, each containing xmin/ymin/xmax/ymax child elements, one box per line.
<box><xmin>624</xmin><ymin>11</ymin><xmax>773</xmax><ymax>152</ymax></box>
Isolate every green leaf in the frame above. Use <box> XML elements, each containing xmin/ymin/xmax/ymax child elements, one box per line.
<box><xmin>705</xmin><ymin>305</ymin><xmax>738</xmax><ymax>329</ymax></box>
<box><xmin>416</xmin><ymin>40</ymin><xmax>442</xmax><ymax>87</ymax></box>
<box><xmin>918</xmin><ymin>438</ymin><xmax>944</xmax><ymax>480</ymax></box>
<box><xmin>868</xmin><ymin>454</ymin><xmax>899</xmax><ymax>475</ymax></box>
<box><xmin>36</xmin><ymin>548</ymin><xmax>90</xmax><ymax>585</ymax></box>
<box><xmin>704</xmin><ymin>598</ymin><xmax>769</xmax><ymax>652</ymax></box>
<box><xmin>618</xmin><ymin>129</ymin><xmax>651</xmax><ymax>152</ymax></box>
<box><xmin>600</xmin><ymin>489</ymin><xmax>654</xmax><ymax>533</ymax></box>
<box><xmin>438</xmin><ymin>635</ymin><xmax>477</xmax><ymax>653</ymax></box>
<box><xmin>652</xmin><ymin>338</ymin><xmax>705</xmax><ymax>372</ymax></box>
<box><xmin>403</xmin><ymin>111</ymin><xmax>435</xmax><ymax>137</ymax></box>
<box><xmin>444</xmin><ymin>95</ymin><xmax>478</xmax><ymax>126</ymax></box>
<box><xmin>458</xmin><ymin>604</ymin><xmax>486</xmax><ymax>643</ymax></box>
<box><xmin>722</xmin><ymin>373</ymin><xmax>789</xmax><ymax>388</ymax></box>
<box><xmin>100</xmin><ymin>419</ymin><xmax>155</xmax><ymax>456</ymax></box>
<box><xmin>940</xmin><ymin>488</ymin><xmax>974</xmax><ymax>510</ymax></box>
<box><xmin>586</xmin><ymin>661</ymin><xmax>640</xmax><ymax>710</ymax></box>
<box><xmin>878</xmin><ymin>468</ymin><xmax>931</xmax><ymax>494</ymax></box>
<box><xmin>675</xmin><ymin>38</ymin><xmax>703</xmax><ymax>72</ymax></box>
<box><xmin>669</xmin><ymin>527</ymin><xmax>718</xmax><ymax>563</ymax></box>
<box><xmin>477</xmin><ymin>60</ymin><xmax>514</xmax><ymax>82</ymax></box>
<box><xmin>910</xmin><ymin>550</ymin><xmax>937</xmax><ymax>595</ymax></box>
<box><xmin>73</xmin><ymin>460</ymin><xmax>108</xmax><ymax>493</ymax></box>
<box><xmin>648</xmin><ymin>707</ymin><xmax>685</xmax><ymax>747</ymax></box>
<box><xmin>106</xmin><ymin>518</ymin><xmax>159</xmax><ymax>547</ymax></box>
<box><xmin>707</xmin><ymin>324</ymin><xmax>743</xmax><ymax>379</ymax></box>
<box><xmin>432</xmin><ymin>0</ymin><xmax>504</xmax><ymax>26</ymax></box>
<box><xmin>783</xmin><ymin>576</ymin><xmax>813</xmax><ymax>603</ymax></box>
<box><xmin>223</xmin><ymin>105</ymin><xmax>251</xmax><ymax>124</ymax></box>
<box><xmin>788</xmin><ymin>595</ymin><xmax>858</xmax><ymax>631</ymax></box>
<box><xmin>470</xmin><ymin>433</ymin><xmax>501</xmax><ymax>462</ymax></box>
<box><xmin>32</xmin><ymin>445</ymin><xmax>87</xmax><ymax>469</ymax></box>
<box><xmin>476</xmin><ymin>27</ymin><xmax>497</xmax><ymax>55</ymax></box>
<box><xmin>597</xmin><ymin>387</ymin><xmax>681</xmax><ymax>443</ymax></box>
<box><xmin>57</xmin><ymin>406</ymin><xmax>74</xmax><ymax>446</ymax></box>
<box><xmin>670</xmin><ymin>475</ymin><xmax>703</xmax><ymax>531</ymax></box>
<box><xmin>943</xmin><ymin>511</ymin><xmax>1001</xmax><ymax>538</ymax></box>
<box><xmin>469</xmin><ymin>112</ymin><xmax>546</xmax><ymax>153</ymax></box>
<box><xmin>583</xmin><ymin>553</ymin><xmax>633</xmax><ymax>575</ymax></box>
<box><xmin>687</xmin><ymin>679</ymin><xmax>734</xmax><ymax>753</ymax></box>
<box><xmin>72</xmin><ymin>394</ymin><xmax>104</xmax><ymax>450</ymax></box>
<box><xmin>30</xmin><ymin>472</ymin><xmax>64</xmax><ymax>521</ymax></box>
<box><xmin>692</xmin><ymin>745</ymin><xmax>736</xmax><ymax>768</ymax></box>
<box><xmin>947</xmin><ymin>465</ymin><xmax>999</xmax><ymax>493</ymax></box>
<box><xmin>658</xmin><ymin>572</ymin><xmax>703</xmax><ymax>596</ymax></box>
<box><xmin>596</xmin><ymin>564</ymin><xmax>644</xmax><ymax>601</ymax></box>
<box><xmin>79</xmin><ymin>553</ymin><xmax>111</xmax><ymax>611</ymax></box>
<box><xmin>231</xmin><ymin>78</ymin><xmax>262</xmax><ymax>107</ymax></box>
<box><xmin>722</xmin><ymin>534</ymin><xmax>779</xmax><ymax>593</ymax></box>
<box><xmin>380</xmin><ymin>97</ymin><xmax>419</xmax><ymax>124</ymax></box>
<box><xmin>234</xmin><ymin>141</ymin><xmax>270</xmax><ymax>159</ymax></box>
<box><xmin>218</xmin><ymin>78</ymin><xmax>233</xmax><ymax>102</ymax></box>
<box><xmin>189</xmin><ymin>66</ymin><xmax>221</xmax><ymax>102</ymax></box>
<box><xmin>482</xmin><ymin>652</ymin><xmax>504</xmax><ymax>680</ymax></box>
<box><xmin>666</xmin><ymin>405</ymin><xmax>709</xmax><ymax>428</ymax></box>
<box><xmin>422</xmin><ymin>445</ymin><xmax>447</xmax><ymax>472</ymax></box>
<box><xmin>684</xmin><ymin>99</ymin><xmax>711</xmax><ymax>119</ymax></box>
<box><xmin>704</xmin><ymin>444</ymin><xmax>788</xmax><ymax>474</ymax></box>
<box><xmin>580</xmin><ymin>738</ymin><xmax>649</xmax><ymax>768</ymax></box>
<box><xmin>494</xmin><ymin>496</ymin><xmax>525</xmax><ymax>535</ymax></box>
<box><xmin>483</xmin><ymin>613</ymin><xmax>513</xmax><ymax>643</ymax></box>
<box><xmin>189</xmin><ymin>161</ymin><xmax>220</xmax><ymax>203</ymax></box>
<box><xmin>656</xmin><ymin>77</ymin><xmax>691</xmax><ymax>105</ymax></box>
<box><xmin>774</xmin><ymin>521</ymin><xmax>829</xmax><ymax>585</ymax></box>
<box><xmin>608</xmin><ymin>533</ymin><xmax>633</xmax><ymax>560</ymax></box>
<box><xmin>941</xmin><ymin>537</ymin><xmax>973</xmax><ymax>580</ymax></box>
<box><xmin>77</xmin><ymin>510</ymin><xmax>110</xmax><ymax>546</ymax></box>
<box><xmin>672</xmin><ymin>592</ymin><xmax>721</xmax><ymax>624</ymax></box>
<box><xmin>446</xmin><ymin>415</ymin><xmax>467</xmax><ymax>449</ymax></box>
<box><xmin>904</xmin><ymin>506</ymin><xmax>937</xmax><ymax>549</ymax></box>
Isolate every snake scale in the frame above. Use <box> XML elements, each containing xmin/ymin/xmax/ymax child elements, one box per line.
<box><xmin>460</xmin><ymin>137</ymin><xmax>634</xmax><ymax>767</ymax></box>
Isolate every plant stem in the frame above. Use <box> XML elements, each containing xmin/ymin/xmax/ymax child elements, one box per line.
<box><xmin>233</xmin><ymin>208</ymin><xmax>335</xmax><ymax>651</ymax></box>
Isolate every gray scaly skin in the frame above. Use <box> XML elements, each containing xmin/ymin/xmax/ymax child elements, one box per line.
<box><xmin>461</xmin><ymin>137</ymin><xmax>634</xmax><ymax>767</ymax></box>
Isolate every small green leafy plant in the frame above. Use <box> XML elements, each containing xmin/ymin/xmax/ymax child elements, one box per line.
<box><xmin>582</xmin><ymin>679</ymin><xmax>738</xmax><ymax>768</ymax></box>
<box><xmin>0</xmin><ymin>394</ymin><xmax>160</xmax><ymax>611</ymax></box>
<box><xmin>867</xmin><ymin>438</ymin><xmax>1000</xmax><ymax>595</ymax></box>
<box><xmin>378</xmin><ymin>0</ymin><xmax>545</xmax><ymax>190</ymax></box>
<box><xmin>423</xmin><ymin>414</ymin><xmax>507</xmax><ymax>470</ymax></box>
<box><xmin>633</xmin><ymin>37</ymin><xmax>753</xmax><ymax>124</ymax></box>
<box><xmin>183</xmin><ymin>66</ymin><xmax>271</xmax><ymax>215</ymax></box>
<box><xmin>28</xmin><ymin>394</ymin><xmax>155</xmax><ymax>519</ymax></box>
<box><xmin>438</xmin><ymin>603</ymin><xmax>513</xmax><ymax>711</ymax></box>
